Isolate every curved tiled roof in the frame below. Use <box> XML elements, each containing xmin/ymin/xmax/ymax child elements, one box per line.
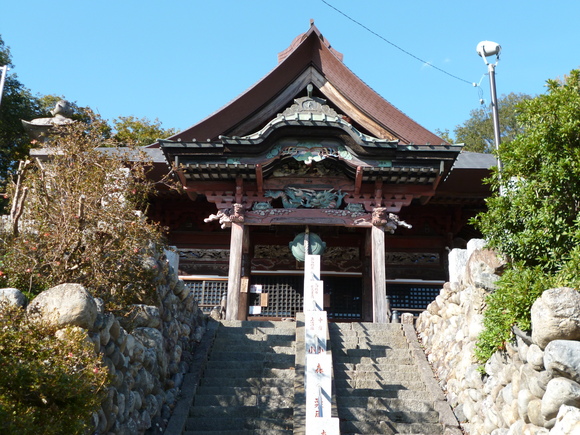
<box><xmin>155</xmin><ymin>23</ymin><xmax>447</xmax><ymax>147</ymax></box>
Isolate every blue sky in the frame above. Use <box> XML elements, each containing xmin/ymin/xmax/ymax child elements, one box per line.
<box><xmin>2</xmin><ymin>1</ymin><xmax>579</xmax><ymax>139</ymax></box>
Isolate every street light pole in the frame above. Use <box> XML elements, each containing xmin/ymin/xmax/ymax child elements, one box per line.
<box><xmin>487</xmin><ymin>62</ymin><xmax>503</xmax><ymax>173</ymax></box>
<box><xmin>0</xmin><ymin>66</ymin><xmax>8</xmax><ymax>109</ymax></box>
<box><xmin>477</xmin><ymin>41</ymin><xmax>502</xmax><ymax>174</ymax></box>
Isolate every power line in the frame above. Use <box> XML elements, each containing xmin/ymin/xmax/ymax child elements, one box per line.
<box><xmin>320</xmin><ymin>0</ymin><xmax>474</xmax><ymax>86</ymax></box>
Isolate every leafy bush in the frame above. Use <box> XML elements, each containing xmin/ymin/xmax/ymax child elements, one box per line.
<box><xmin>473</xmin><ymin>69</ymin><xmax>580</xmax><ymax>363</ymax></box>
<box><xmin>0</xmin><ymin>304</ymin><xmax>108</xmax><ymax>434</ymax></box>
<box><xmin>0</xmin><ymin>117</ymin><xmax>166</xmax><ymax>309</ymax></box>
<box><xmin>474</xmin><ymin>264</ymin><xmax>551</xmax><ymax>363</ymax></box>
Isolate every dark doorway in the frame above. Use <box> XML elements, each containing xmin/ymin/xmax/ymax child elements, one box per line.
<box><xmin>248</xmin><ymin>275</ymin><xmax>363</xmax><ymax>320</ymax></box>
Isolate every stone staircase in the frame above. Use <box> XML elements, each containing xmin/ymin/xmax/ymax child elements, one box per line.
<box><xmin>329</xmin><ymin>322</ymin><xmax>448</xmax><ymax>435</ymax></box>
<box><xmin>166</xmin><ymin>319</ymin><xmax>459</xmax><ymax>435</ymax></box>
<box><xmin>183</xmin><ymin>320</ymin><xmax>297</xmax><ymax>435</ymax></box>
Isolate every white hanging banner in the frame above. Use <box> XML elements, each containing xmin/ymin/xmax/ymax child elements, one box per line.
<box><xmin>304</xmin><ymin>253</ymin><xmax>321</xmax><ymax>283</ymax></box>
<box><xmin>305</xmin><ymin>353</ymin><xmax>333</xmax><ymax>421</ymax></box>
<box><xmin>304</xmin><ymin>254</ymin><xmax>323</xmax><ymax>311</ymax></box>
<box><xmin>304</xmin><ymin>279</ymin><xmax>324</xmax><ymax>312</ymax></box>
<box><xmin>305</xmin><ymin>310</ymin><xmax>327</xmax><ymax>354</ymax></box>
<box><xmin>306</xmin><ymin>417</ymin><xmax>341</xmax><ymax>435</ymax></box>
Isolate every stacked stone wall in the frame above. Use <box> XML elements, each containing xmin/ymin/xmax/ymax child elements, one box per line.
<box><xmin>416</xmin><ymin>239</ymin><xmax>580</xmax><ymax>434</ymax></box>
<box><xmin>0</xmin><ymin>248</ymin><xmax>207</xmax><ymax>434</ymax></box>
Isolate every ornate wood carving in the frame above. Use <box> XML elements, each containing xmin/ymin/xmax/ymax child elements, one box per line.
<box><xmin>204</xmin><ymin>203</ymin><xmax>245</xmax><ymax>229</ymax></box>
<box><xmin>265</xmin><ymin>187</ymin><xmax>346</xmax><ymax>209</ymax></box>
<box><xmin>386</xmin><ymin>252</ymin><xmax>440</xmax><ymax>265</ymax></box>
<box><xmin>179</xmin><ymin>249</ymin><xmax>229</xmax><ymax>261</ymax></box>
<box><xmin>245</xmin><ymin>208</ymin><xmax>372</xmax><ymax>227</ymax></box>
<box><xmin>282</xmin><ymin>95</ymin><xmax>340</xmax><ymax>118</ymax></box>
<box><xmin>370</xmin><ymin>208</ymin><xmax>412</xmax><ymax>234</ymax></box>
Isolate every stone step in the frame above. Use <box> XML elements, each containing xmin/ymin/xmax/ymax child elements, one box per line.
<box><xmin>335</xmin><ymin>387</ymin><xmax>434</xmax><ymax>401</ymax></box>
<box><xmin>213</xmin><ymin>335</ymin><xmax>296</xmax><ymax>347</ymax></box>
<box><xmin>329</xmin><ymin>322</ymin><xmax>403</xmax><ymax>332</ymax></box>
<box><xmin>334</xmin><ymin>369</ymin><xmax>423</xmax><ymax>383</ymax></box>
<box><xmin>196</xmin><ymin>385</ymin><xmax>294</xmax><ymax>398</ymax></box>
<box><xmin>184</xmin><ymin>431</ymin><xmax>291</xmax><ymax>435</ymax></box>
<box><xmin>215</xmin><ymin>331</ymin><xmax>296</xmax><ymax>341</ymax></box>
<box><xmin>189</xmin><ymin>405</ymin><xmax>293</xmax><ymax>420</ymax></box>
<box><xmin>339</xmin><ymin>419</ymin><xmax>443</xmax><ymax>435</ymax></box>
<box><xmin>331</xmin><ymin>343</ymin><xmax>409</xmax><ymax>353</ymax></box>
<box><xmin>218</xmin><ymin>322</ymin><xmax>296</xmax><ymax>335</ymax></box>
<box><xmin>184</xmin><ymin>416</ymin><xmax>293</xmax><ymax>432</ymax></box>
<box><xmin>337</xmin><ymin>406</ymin><xmax>440</xmax><ymax>424</ymax></box>
<box><xmin>336</xmin><ymin>395</ymin><xmax>436</xmax><ymax>412</ymax></box>
<box><xmin>335</xmin><ymin>378</ymin><xmax>426</xmax><ymax>391</ymax></box>
<box><xmin>329</xmin><ymin>329</ymin><xmax>407</xmax><ymax>338</ymax></box>
<box><xmin>205</xmin><ymin>359</ymin><xmax>293</xmax><ymax>371</ymax></box>
<box><xmin>212</xmin><ymin>336</ymin><xmax>295</xmax><ymax>344</ymax></box>
<box><xmin>331</xmin><ymin>348</ymin><xmax>411</xmax><ymax>359</ymax></box>
<box><xmin>201</xmin><ymin>376</ymin><xmax>294</xmax><ymax>388</ymax></box>
<box><xmin>193</xmin><ymin>393</ymin><xmax>294</xmax><ymax>409</ymax></box>
<box><xmin>220</xmin><ymin>319</ymin><xmax>297</xmax><ymax>329</ymax></box>
<box><xmin>211</xmin><ymin>344</ymin><xmax>296</xmax><ymax>354</ymax></box>
<box><xmin>334</xmin><ymin>362</ymin><xmax>418</xmax><ymax>372</ymax></box>
<box><xmin>330</xmin><ymin>338</ymin><xmax>409</xmax><ymax>349</ymax></box>
<box><xmin>208</xmin><ymin>351</ymin><xmax>294</xmax><ymax>363</ymax></box>
<box><xmin>332</xmin><ymin>354</ymin><xmax>414</xmax><ymax>365</ymax></box>
<box><xmin>216</xmin><ymin>327</ymin><xmax>296</xmax><ymax>340</ymax></box>
<box><xmin>201</xmin><ymin>367</ymin><xmax>295</xmax><ymax>380</ymax></box>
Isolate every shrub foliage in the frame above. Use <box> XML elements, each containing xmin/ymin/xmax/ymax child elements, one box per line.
<box><xmin>473</xmin><ymin>69</ymin><xmax>580</xmax><ymax>362</ymax></box>
<box><xmin>0</xmin><ymin>304</ymin><xmax>108</xmax><ymax>434</ymax></box>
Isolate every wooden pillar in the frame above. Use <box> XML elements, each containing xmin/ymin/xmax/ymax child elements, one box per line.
<box><xmin>371</xmin><ymin>224</ymin><xmax>388</xmax><ymax>323</ymax></box>
<box><xmin>362</xmin><ymin>229</ymin><xmax>373</xmax><ymax>322</ymax></box>
<box><xmin>238</xmin><ymin>226</ymin><xmax>251</xmax><ymax>320</ymax></box>
<box><xmin>225</xmin><ymin>222</ymin><xmax>245</xmax><ymax>320</ymax></box>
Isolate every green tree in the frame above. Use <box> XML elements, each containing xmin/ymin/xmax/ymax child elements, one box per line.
<box><xmin>473</xmin><ymin>70</ymin><xmax>580</xmax><ymax>362</ymax></box>
<box><xmin>0</xmin><ymin>36</ymin><xmax>42</xmax><ymax>189</ymax></box>
<box><xmin>442</xmin><ymin>92</ymin><xmax>531</xmax><ymax>152</ymax></box>
<box><xmin>1</xmin><ymin>117</ymin><xmax>165</xmax><ymax>309</ymax></box>
<box><xmin>112</xmin><ymin>116</ymin><xmax>176</xmax><ymax>146</ymax></box>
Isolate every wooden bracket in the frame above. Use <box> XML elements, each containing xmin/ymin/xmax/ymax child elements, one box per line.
<box><xmin>354</xmin><ymin>166</ymin><xmax>363</xmax><ymax>195</ymax></box>
<box><xmin>374</xmin><ymin>178</ymin><xmax>383</xmax><ymax>207</ymax></box>
<box><xmin>235</xmin><ymin>177</ymin><xmax>244</xmax><ymax>204</ymax></box>
<box><xmin>255</xmin><ymin>164</ymin><xmax>263</xmax><ymax>195</ymax></box>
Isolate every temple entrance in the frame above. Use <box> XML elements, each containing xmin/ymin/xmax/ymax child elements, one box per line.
<box><xmin>248</xmin><ymin>275</ymin><xmax>363</xmax><ymax>321</ymax></box>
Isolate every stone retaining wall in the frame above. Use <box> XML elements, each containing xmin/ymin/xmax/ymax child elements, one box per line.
<box><xmin>416</xmin><ymin>239</ymin><xmax>580</xmax><ymax>434</ymax></box>
<box><xmin>0</xmin><ymin>248</ymin><xmax>207</xmax><ymax>434</ymax></box>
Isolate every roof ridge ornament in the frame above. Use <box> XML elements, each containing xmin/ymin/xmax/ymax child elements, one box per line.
<box><xmin>281</xmin><ymin>85</ymin><xmax>340</xmax><ymax>119</ymax></box>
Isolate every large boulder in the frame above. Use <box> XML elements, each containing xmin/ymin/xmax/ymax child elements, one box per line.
<box><xmin>448</xmin><ymin>248</ymin><xmax>469</xmax><ymax>285</ymax></box>
<box><xmin>0</xmin><ymin>288</ymin><xmax>27</xmax><ymax>308</ymax></box>
<box><xmin>550</xmin><ymin>405</ymin><xmax>580</xmax><ymax>435</ymax></box>
<box><xmin>540</xmin><ymin>377</ymin><xmax>580</xmax><ymax>421</ymax></box>
<box><xmin>531</xmin><ymin>287</ymin><xmax>580</xmax><ymax>349</ymax></box>
<box><xmin>27</xmin><ymin>283</ymin><xmax>98</xmax><ymax>330</ymax></box>
<box><xmin>544</xmin><ymin>340</ymin><xmax>580</xmax><ymax>384</ymax></box>
<box><xmin>119</xmin><ymin>305</ymin><xmax>161</xmax><ymax>330</ymax></box>
<box><xmin>465</xmin><ymin>245</ymin><xmax>506</xmax><ymax>291</ymax></box>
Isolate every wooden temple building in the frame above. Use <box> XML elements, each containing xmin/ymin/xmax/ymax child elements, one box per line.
<box><xmin>145</xmin><ymin>23</ymin><xmax>494</xmax><ymax>323</ymax></box>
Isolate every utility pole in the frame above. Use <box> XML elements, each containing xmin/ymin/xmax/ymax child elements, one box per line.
<box><xmin>0</xmin><ymin>65</ymin><xmax>9</xmax><ymax>108</ymax></box>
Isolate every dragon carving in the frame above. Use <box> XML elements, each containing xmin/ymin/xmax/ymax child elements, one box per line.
<box><xmin>265</xmin><ymin>187</ymin><xmax>346</xmax><ymax>209</ymax></box>
<box><xmin>204</xmin><ymin>203</ymin><xmax>245</xmax><ymax>229</ymax></box>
